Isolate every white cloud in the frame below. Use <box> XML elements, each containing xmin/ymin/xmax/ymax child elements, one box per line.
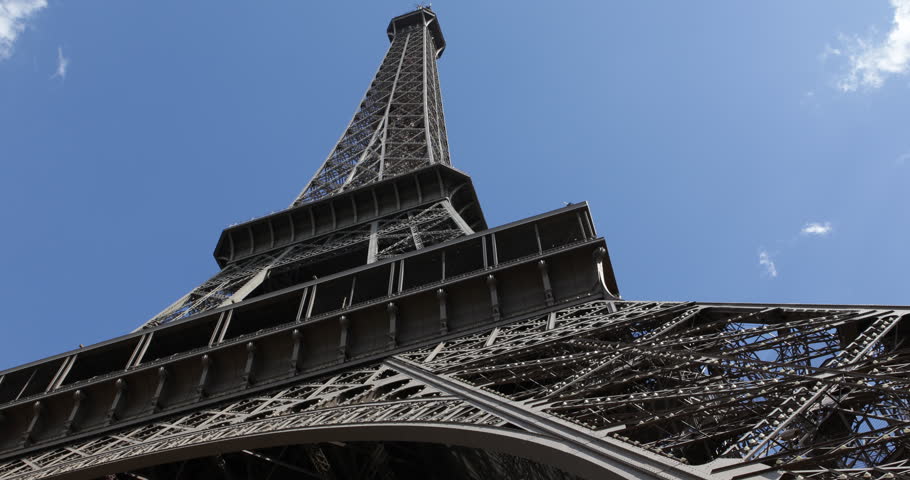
<box><xmin>759</xmin><ymin>250</ymin><xmax>778</xmax><ymax>278</ymax></box>
<box><xmin>51</xmin><ymin>45</ymin><xmax>67</xmax><ymax>79</ymax></box>
<box><xmin>801</xmin><ymin>221</ymin><xmax>833</xmax><ymax>236</ymax></box>
<box><xmin>838</xmin><ymin>0</ymin><xmax>910</xmax><ymax>91</ymax></box>
<box><xmin>0</xmin><ymin>0</ymin><xmax>48</xmax><ymax>60</ymax></box>
<box><xmin>820</xmin><ymin>44</ymin><xmax>843</xmax><ymax>61</ymax></box>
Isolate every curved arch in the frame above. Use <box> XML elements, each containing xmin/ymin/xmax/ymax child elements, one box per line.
<box><xmin>39</xmin><ymin>423</ymin><xmax>669</xmax><ymax>480</ymax></box>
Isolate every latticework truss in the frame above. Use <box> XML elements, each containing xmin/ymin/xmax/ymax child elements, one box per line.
<box><xmin>4</xmin><ymin>300</ymin><xmax>909</xmax><ymax>479</ymax></box>
<box><xmin>401</xmin><ymin>300</ymin><xmax>910</xmax><ymax>479</ymax></box>
<box><xmin>2</xmin><ymin>7</ymin><xmax>906</xmax><ymax>480</ymax></box>
<box><xmin>141</xmin><ymin>200</ymin><xmax>471</xmax><ymax>329</ymax></box>
<box><xmin>292</xmin><ymin>10</ymin><xmax>450</xmax><ymax>206</ymax></box>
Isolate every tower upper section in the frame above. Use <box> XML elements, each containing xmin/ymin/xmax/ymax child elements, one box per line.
<box><xmin>292</xmin><ymin>8</ymin><xmax>452</xmax><ymax>206</ymax></box>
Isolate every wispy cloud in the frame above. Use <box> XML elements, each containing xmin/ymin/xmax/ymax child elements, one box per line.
<box><xmin>759</xmin><ymin>250</ymin><xmax>778</xmax><ymax>278</ymax></box>
<box><xmin>801</xmin><ymin>221</ymin><xmax>833</xmax><ymax>236</ymax></box>
<box><xmin>0</xmin><ymin>0</ymin><xmax>48</xmax><ymax>60</ymax></box>
<box><xmin>50</xmin><ymin>45</ymin><xmax>67</xmax><ymax>79</ymax></box>
<box><xmin>820</xmin><ymin>44</ymin><xmax>843</xmax><ymax>61</ymax></box>
<box><xmin>897</xmin><ymin>152</ymin><xmax>910</xmax><ymax>165</ymax></box>
<box><xmin>837</xmin><ymin>0</ymin><xmax>910</xmax><ymax>91</ymax></box>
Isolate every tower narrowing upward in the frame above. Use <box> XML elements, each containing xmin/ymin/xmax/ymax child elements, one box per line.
<box><xmin>1</xmin><ymin>7</ymin><xmax>908</xmax><ymax>480</ymax></box>
<box><xmin>136</xmin><ymin>9</ymin><xmax>482</xmax><ymax>330</ymax></box>
<box><xmin>293</xmin><ymin>9</ymin><xmax>451</xmax><ymax>205</ymax></box>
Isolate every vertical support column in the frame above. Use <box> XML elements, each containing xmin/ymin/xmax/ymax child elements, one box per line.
<box><xmin>289</xmin><ymin>329</ymin><xmax>303</xmax><ymax>375</ymax></box>
<box><xmin>367</xmin><ymin>221</ymin><xmax>380</xmax><ymax>264</ymax></box>
<box><xmin>481</xmin><ymin>236</ymin><xmax>489</xmax><ymax>269</ymax></box>
<box><xmin>538</xmin><ymin>260</ymin><xmax>555</xmax><ymax>306</ymax></box>
<box><xmin>387</xmin><ymin>262</ymin><xmax>397</xmax><ymax>296</ymax></box>
<box><xmin>196</xmin><ymin>355</ymin><xmax>212</xmax><ymax>400</ymax></box>
<box><xmin>63</xmin><ymin>390</ymin><xmax>85</xmax><ymax>433</ymax></box>
<box><xmin>242</xmin><ymin>342</ymin><xmax>257</xmax><ymax>387</ymax></box>
<box><xmin>387</xmin><ymin>302</ymin><xmax>399</xmax><ymax>348</ymax></box>
<box><xmin>305</xmin><ymin>283</ymin><xmax>318</xmax><ymax>320</ymax></box>
<box><xmin>347</xmin><ymin>276</ymin><xmax>357</xmax><ymax>309</ymax></box>
<box><xmin>150</xmin><ymin>367</ymin><xmax>168</xmax><ymax>413</ymax></box>
<box><xmin>295</xmin><ymin>287</ymin><xmax>309</xmax><ymax>323</ymax></box>
<box><xmin>338</xmin><ymin>315</ymin><xmax>350</xmax><ymax>362</ymax></box>
<box><xmin>486</xmin><ymin>274</ymin><xmax>500</xmax><ymax>321</ymax></box>
<box><xmin>21</xmin><ymin>401</ymin><xmax>42</xmax><ymax>446</ymax></box>
<box><xmin>397</xmin><ymin>260</ymin><xmax>406</xmax><ymax>293</ymax></box>
<box><xmin>107</xmin><ymin>379</ymin><xmax>127</xmax><ymax>423</ymax></box>
<box><xmin>437</xmin><ymin>289</ymin><xmax>448</xmax><ymax>334</ymax></box>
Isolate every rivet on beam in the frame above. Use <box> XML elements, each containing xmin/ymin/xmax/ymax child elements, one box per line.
<box><xmin>64</xmin><ymin>390</ymin><xmax>85</xmax><ymax>434</ymax></box>
<box><xmin>437</xmin><ymin>288</ymin><xmax>448</xmax><ymax>334</ymax></box>
<box><xmin>486</xmin><ymin>274</ymin><xmax>500</xmax><ymax>321</ymax></box>
<box><xmin>537</xmin><ymin>260</ymin><xmax>554</xmax><ymax>306</ymax></box>
<box><xmin>387</xmin><ymin>302</ymin><xmax>399</xmax><ymax>348</ymax></box>
<box><xmin>107</xmin><ymin>378</ymin><xmax>127</xmax><ymax>423</ymax></box>
<box><xmin>151</xmin><ymin>367</ymin><xmax>168</xmax><ymax>413</ymax></box>
<box><xmin>21</xmin><ymin>401</ymin><xmax>42</xmax><ymax>446</ymax></box>
<box><xmin>196</xmin><ymin>355</ymin><xmax>212</xmax><ymax>399</ymax></box>
<box><xmin>289</xmin><ymin>329</ymin><xmax>303</xmax><ymax>375</ymax></box>
<box><xmin>338</xmin><ymin>315</ymin><xmax>350</xmax><ymax>362</ymax></box>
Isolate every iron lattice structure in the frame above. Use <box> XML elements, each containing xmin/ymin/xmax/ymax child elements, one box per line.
<box><xmin>292</xmin><ymin>9</ymin><xmax>450</xmax><ymax>205</ymax></box>
<box><xmin>0</xmin><ymin>7</ymin><xmax>908</xmax><ymax>480</ymax></box>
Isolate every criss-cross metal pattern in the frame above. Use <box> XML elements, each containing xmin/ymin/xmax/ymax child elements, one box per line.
<box><xmin>139</xmin><ymin>200</ymin><xmax>470</xmax><ymax>329</ymax></box>
<box><xmin>4</xmin><ymin>7</ymin><xmax>909</xmax><ymax>480</ymax></box>
<box><xmin>292</xmin><ymin>12</ymin><xmax>450</xmax><ymax>206</ymax></box>
<box><xmin>4</xmin><ymin>300</ymin><xmax>909</xmax><ymax>479</ymax></box>
<box><xmin>401</xmin><ymin>300</ymin><xmax>910</xmax><ymax>479</ymax></box>
<box><xmin>0</xmin><ymin>364</ymin><xmax>503</xmax><ymax>479</ymax></box>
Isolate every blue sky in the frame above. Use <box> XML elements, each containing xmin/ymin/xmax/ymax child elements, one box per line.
<box><xmin>0</xmin><ymin>1</ymin><xmax>908</xmax><ymax>370</ymax></box>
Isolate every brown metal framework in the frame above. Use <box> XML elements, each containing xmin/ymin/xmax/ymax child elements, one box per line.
<box><xmin>292</xmin><ymin>8</ymin><xmax>449</xmax><ymax>206</ymax></box>
<box><xmin>0</xmin><ymin>7</ymin><xmax>907</xmax><ymax>480</ymax></box>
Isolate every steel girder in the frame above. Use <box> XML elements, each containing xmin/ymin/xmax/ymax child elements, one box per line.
<box><xmin>1</xmin><ymin>6</ymin><xmax>907</xmax><ymax>480</ymax></box>
<box><xmin>139</xmin><ymin>200</ymin><xmax>472</xmax><ymax>329</ymax></box>
<box><xmin>3</xmin><ymin>300</ymin><xmax>908</xmax><ymax>479</ymax></box>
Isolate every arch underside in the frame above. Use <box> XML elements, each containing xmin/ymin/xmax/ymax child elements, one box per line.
<box><xmin>118</xmin><ymin>438</ymin><xmax>582</xmax><ymax>480</ymax></box>
<box><xmin>58</xmin><ymin>424</ymin><xmax>597</xmax><ymax>480</ymax></box>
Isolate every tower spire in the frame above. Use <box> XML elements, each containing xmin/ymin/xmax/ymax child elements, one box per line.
<box><xmin>135</xmin><ymin>8</ymin><xmax>482</xmax><ymax>329</ymax></box>
<box><xmin>292</xmin><ymin>8</ymin><xmax>450</xmax><ymax>206</ymax></box>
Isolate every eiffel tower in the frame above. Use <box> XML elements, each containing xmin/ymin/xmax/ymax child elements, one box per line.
<box><xmin>1</xmin><ymin>8</ymin><xmax>908</xmax><ymax>480</ymax></box>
